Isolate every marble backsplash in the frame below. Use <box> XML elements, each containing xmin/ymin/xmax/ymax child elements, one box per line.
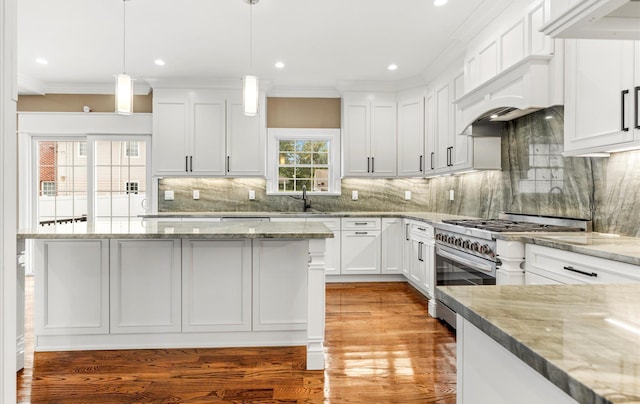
<box><xmin>158</xmin><ymin>107</ymin><xmax>640</xmax><ymax>236</ymax></box>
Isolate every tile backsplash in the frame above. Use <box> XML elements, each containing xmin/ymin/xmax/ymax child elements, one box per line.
<box><xmin>159</xmin><ymin>106</ymin><xmax>640</xmax><ymax>236</ymax></box>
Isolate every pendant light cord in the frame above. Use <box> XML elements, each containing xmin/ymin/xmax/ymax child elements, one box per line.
<box><xmin>122</xmin><ymin>0</ymin><xmax>127</xmax><ymax>74</ymax></box>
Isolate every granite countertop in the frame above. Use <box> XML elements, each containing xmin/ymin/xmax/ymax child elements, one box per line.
<box><xmin>437</xmin><ymin>284</ymin><xmax>640</xmax><ymax>404</ymax></box>
<box><xmin>17</xmin><ymin>219</ymin><xmax>334</xmax><ymax>239</ymax></box>
<box><xmin>496</xmin><ymin>232</ymin><xmax>640</xmax><ymax>267</ymax></box>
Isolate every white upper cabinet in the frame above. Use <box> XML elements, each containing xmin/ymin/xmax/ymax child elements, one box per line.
<box><xmin>563</xmin><ymin>39</ymin><xmax>638</xmax><ymax>156</ymax></box>
<box><xmin>152</xmin><ymin>89</ymin><xmax>265</xmax><ymax>177</ymax></box>
<box><xmin>397</xmin><ymin>96</ymin><xmax>425</xmax><ymax>177</ymax></box>
<box><xmin>342</xmin><ymin>93</ymin><xmax>397</xmax><ymax>177</ymax></box>
<box><xmin>541</xmin><ymin>0</ymin><xmax>640</xmax><ymax>40</ymax></box>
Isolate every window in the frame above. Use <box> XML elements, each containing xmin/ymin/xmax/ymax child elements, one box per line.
<box><xmin>41</xmin><ymin>181</ymin><xmax>56</xmax><ymax>197</ymax></box>
<box><xmin>125</xmin><ymin>182</ymin><xmax>139</xmax><ymax>194</ymax></box>
<box><xmin>267</xmin><ymin>128</ymin><xmax>341</xmax><ymax>195</ymax></box>
<box><xmin>124</xmin><ymin>141</ymin><xmax>139</xmax><ymax>157</ymax></box>
<box><xmin>77</xmin><ymin>142</ymin><xmax>87</xmax><ymax>157</ymax></box>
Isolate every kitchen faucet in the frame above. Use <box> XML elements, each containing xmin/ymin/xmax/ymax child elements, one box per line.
<box><xmin>301</xmin><ymin>185</ymin><xmax>311</xmax><ymax>212</ymax></box>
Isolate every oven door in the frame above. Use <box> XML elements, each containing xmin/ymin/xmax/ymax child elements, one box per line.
<box><xmin>435</xmin><ymin>244</ymin><xmax>496</xmax><ymax>286</ymax></box>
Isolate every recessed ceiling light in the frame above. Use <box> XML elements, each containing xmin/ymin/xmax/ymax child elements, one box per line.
<box><xmin>490</xmin><ymin>114</ymin><xmax>499</xmax><ymax>119</ymax></box>
<box><xmin>388</xmin><ymin>64</ymin><xmax>398</xmax><ymax>71</ymax></box>
<box><xmin>434</xmin><ymin>0</ymin><xmax>448</xmax><ymax>6</ymax></box>
<box><xmin>35</xmin><ymin>58</ymin><xmax>48</xmax><ymax>65</ymax></box>
<box><xmin>545</xmin><ymin>115</ymin><xmax>553</xmax><ymax>120</ymax></box>
<box><xmin>154</xmin><ymin>59</ymin><xmax>166</xmax><ymax>66</ymax></box>
<box><xmin>275</xmin><ymin>61</ymin><xmax>285</xmax><ymax>69</ymax></box>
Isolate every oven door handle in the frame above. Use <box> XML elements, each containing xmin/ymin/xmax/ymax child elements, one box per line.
<box><xmin>437</xmin><ymin>247</ymin><xmax>494</xmax><ymax>274</ymax></box>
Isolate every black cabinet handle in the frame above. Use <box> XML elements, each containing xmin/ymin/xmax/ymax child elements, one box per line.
<box><xmin>419</xmin><ymin>155</ymin><xmax>423</xmax><ymax>172</ymax></box>
<box><xmin>563</xmin><ymin>265</ymin><xmax>597</xmax><ymax>277</ymax></box>
<box><xmin>190</xmin><ymin>156</ymin><xmax>193</xmax><ymax>172</ymax></box>
<box><xmin>367</xmin><ymin>157</ymin><xmax>370</xmax><ymax>173</ymax></box>
<box><xmin>226</xmin><ymin>156</ymin><xmax>230</xmax><ymax>173</ymax></box>
<box><xmin>371</xmin><ymin>157</ymin><xmax>375</xmax><ymax>173</ymax></box>
<box><xmin>430</xmin><ymin>152</ymin><xmax>434</xmax><ymax>170</ymax></box>
<box><xmin>185</xmin><ymin>156</ymin><xmax>189</xmax><ymax>172</ymax></box>
<box><xmin>355</xmin><ymin>231</ymin><xmax>368</xmax><ymax>235</ymax></box>
<box><xmin>635</xmin><ymin>86</ymin><xmax>639</xmax><ymax>130</ymax></box>
<box><xmin>354</xmin><ymin>222</ymin><xmax>368</xmax><ymax>225</ymax></box>
<box><xmin>405</xmin><ymin>223</ymin><xmax>410</xmax><ymax>241</ymax></box>
<box><xmin>622</xmin><ymin>89</ymin><xmax>630</xmax><ymax>132</ymax></box>
<box><xmin>418</xmin><ymin>241</ymin><xmax>424</xmax><ymax>261</ymax></box>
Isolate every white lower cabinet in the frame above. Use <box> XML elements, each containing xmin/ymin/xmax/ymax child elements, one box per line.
<box><xmin>35</xmin><ymin>240</ymin><xmax>109</xmax><ymax>337</ymax></box>
<box><xmin>341</xmin><ymin>218</ymin><xmax>382</xmax><ymax>274</ymax></box>
<box><xmin>110</xmin><ymin>239</ymin><xmax>182</xmax><ymax>334</ymax></box>
<box><xmin>525</xmin><ymin>244</ymin><xmax>640</xmax><ymax>285</ymax></box>
<box><xmin>307</xmin><ymin>218</ymin><xmax>341</xmax><ymax>276</ymax></box>
<box><xmin>401</xmin><ymin>220</ymin><xmax>412</xmax><ymax>277</ymax></box>
<box><xmin>381</xmin><ymin>218</ymin><xmax>403</xmax><ymax>274</ymax></box>
<box><xmin>405</xmin><ymin>223</ymin><xmax>435</xmax><ymax>298</ymax></box>
<box><xmin>182</xmin><ymin>239</ymin><xmax>252</xmax><ymax>332</ymax></box>
<box><xmin>253</xmin><ymin>239</ymin><xmax>308</xmax><ymax>331</ymax></box>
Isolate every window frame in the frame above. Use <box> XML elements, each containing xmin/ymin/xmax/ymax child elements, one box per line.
<box><xmin>267</xmin><ymin>128</ymin><xmax>341</xmax><ymax>196</ymax></box>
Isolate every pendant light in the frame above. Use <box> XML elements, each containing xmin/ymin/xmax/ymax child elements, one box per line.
<box><xmin>116</xmin><ymin>0</ymin><xmax>133</xmax><ymax>115</ymax></box>
<box><xmin>243</xmin><ymin>0</ymin><xmax>259</xmax><ymax>116</ymax></box>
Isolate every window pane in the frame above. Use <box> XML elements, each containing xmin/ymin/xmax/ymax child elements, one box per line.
<box><xmin>279</xmin><ymin>140</ymin><xmax>295</xmax><ymax>151</ymax></box>
<box><xmin>296</xmin><ymin>167</ymin><xmax>312</xmax><ymax>179</ymax></box>
<box><xmin>299</xmin><ymin>153</ymin><xmax>311</xmax><ymax>164</ymax></box>
<box><xmin>313</xmin><ymin>153</ymin><xmax>328</xmax><ymax>165</ymax></box>
<box><xmin>279</xmin><ymin>152</ymin><xmax>296</xmax><ymax>165</ymax></box>
<box><xmin>295</xmin><ymin>179</ymin><xmax>311</xmax><ymax>191</ymax></box>
<box><xmin>278</xmin><ymin>167</ymin><xmax>294</xmax><ymax>179</ymax></box>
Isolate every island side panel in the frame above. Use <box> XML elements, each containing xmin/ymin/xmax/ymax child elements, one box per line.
<box><xmin>307</xmin><ymin>238</ymin><xmax>326</xmax><ymax>370</ymax></box>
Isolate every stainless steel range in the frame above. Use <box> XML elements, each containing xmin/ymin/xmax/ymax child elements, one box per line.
<box><xmin>433</xmin><ymin>213</ymin><xmax>590</xmax><ymax>328</ymax></box>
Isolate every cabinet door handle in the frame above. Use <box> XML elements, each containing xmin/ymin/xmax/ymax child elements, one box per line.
<box><xmin>185</xmin><ymin>156</ymin><xmax>189</xmax><ymax>172</ymax></box>
<box><xmin>419</xmin><ymin>155</ymin><xmax>423</xmax><ymax>172</ymax></box>
<box><xmin>622</xmin><ymin>89</ymin><xmax>630</xmax><ymax>132</ymax></box>
<box><xmin>371</xmin><ymin>157</ymin><xmax>375</xmax><ymax>173</ymax></box>
<box><xmin>418</xmin><ymin>241</ymin><xmax>423</xmax><ymax>261</ymax></box>
<box><xmin>190</xmin><ymin>156</ymin><xmax>193</xmax><ymax>172</ymax></box>
<box><xmin>226</xmin><ymin>156</ymin><xmax>230</xmax><ymax>173</ymax></box>
<box><xmin>430</xmin><ymin>152</ymin><xmax>434</xmax><ymax>170</ymax></box>
<box><xmin>448</xmin><ymin>147</ymin><xmax>454</xmax><ymax>166</ymax></box>
<box><xmin>355</xmin><ymin>231</ymin><xmax>368</xmax><ymax>235</ymax></box>
<box><xmin>405</xmin><ymin>223</ymin><xmax>410</xmax><ymax>241</ymax></box>
<box><xmin>354</xmin><ymin>222</ymin><xmax>368</xmax><ymax>225</ymax></box>
<box><xmin>635</xmin><ymin>86</ymin><xmax>639</xmax><ymax>130</ymax></box>
<box><xmin>563</xmin><ymin>265</ymin><xmax>597</xmax><ymax>278</ymax></box>
<box><xmin>367</xmin><ymin>157</ymin><xmax>371</xmax><ymax>173</ymax></box>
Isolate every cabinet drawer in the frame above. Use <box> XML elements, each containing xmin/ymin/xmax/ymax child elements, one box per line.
<box><xmin>410</xmin><ymin>222</ymin><xmax>434</xmax><ymax>240</ymax></box>
<box><xmin>526</xmin><ymin>244</ymin><xmax>640</xmax><ymax>284</ymax></box>
<box><xmin>341</xmin><ymin>218</ymin><xmax>381</xmax><ymax>231</ymax></box>
<box><xmin>307</xmin><ymin>217</ymin><xmax>340</xmax><ymax>231</ymax></box>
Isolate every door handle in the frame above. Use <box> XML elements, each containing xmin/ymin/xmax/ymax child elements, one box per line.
<box><xmin>185</xmin><ymin>156</ymin><xmax>189</xmax><ymax>172</ymax></box>
<box><xmin>226</xmin><ymin>156</ymin><xmax>230</xmax><ymax>173</ymax></box>
<box><xmin>190</xmin><ymin>156</ymin><xmax>193</xmax><ymax>172</ymax></box>
<box><xmin>622</xmin><ymin>89</ymin><xmax>630</xmax><ymax>132</ymax></box>
<box><xmin>419</xmin><ymin>155</ymin><xmax>423</xmax><ymax>172</ymax></box>
<box><xmin>371</xmin><ymin>157</ymin><xmax>375</xmax><ymax>173</ymax></box>
<box><xmin>405</xmin><ymin>223</ymin><xmax>410</xmax><ymax>241</ymax></box>
<box><xmin>430</xmin><ymin>152</ymin><xmax>434</xmax><ymax>170</ymax></box>
<box><xmin>367</xmin><ymin>157</ymin><xmax>370</xmax><ymax>173</ymax></box>
<box><xmin>418</xmin><ymin>241</ymin><xmax>424</xmax><ymax>261</ymax></box>
<box><xmin>635</xmin><ymin>86</ymin><xmax>639</xmax><ymax>130</ymax></box>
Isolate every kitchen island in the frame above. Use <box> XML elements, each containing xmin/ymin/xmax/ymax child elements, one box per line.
<box><xmin>437</xmin><ymin>284</ymin><xmax>640</xmax><ymax>404</ymax></box>
<box><xmin>18</xmin><ymin>220</ymin><xmax>333</xmax><ymax>370</ymax></box>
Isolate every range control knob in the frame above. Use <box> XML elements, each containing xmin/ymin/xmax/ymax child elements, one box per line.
<box><xmin>470</xmin><ymin>242</ymin><xmax>480</xmax><ymax>252</ymax></box>
<box><xmin>462</xmin><ymin>240</ymin><xmax>470</xmax><ymax>249</ymax></box>
<box><xmin>454</xmin><ymin>237</ymin><xmax>463</xmax><ymax>247</ymax></box>
<box><xmin>481</xmin><ymin>244</ymin><xmax>494</xmax><ymax>257</ymax></box>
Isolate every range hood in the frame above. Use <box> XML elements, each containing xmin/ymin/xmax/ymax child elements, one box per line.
<box><xmin>454</xmin><ymin>55</ymin><xmax>553</xmax><ymax>136</ymax></box>
<box><xmin>541</xmin><ymin>0</ymin><xmax>640</xmax><ymax>40</ymax></box>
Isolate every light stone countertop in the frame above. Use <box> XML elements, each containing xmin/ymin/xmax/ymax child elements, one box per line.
<box><xmin>437</xmin><ymin>284</ymin><xmax>640</xmax><ymax>404</ymax></box>
<box><xmin>17</xmin><ymin>219</ymin><xmax>334</xmax><ymax>239</ymax></box>
<box><xmin>142</xmin><ymin>211</ymin><xmax>475</xmax><ymax>222</ymax></box>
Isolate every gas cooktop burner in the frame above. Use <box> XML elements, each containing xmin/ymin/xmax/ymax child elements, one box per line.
<box><xmin>440</xmin><ymin>219</ymin><xmax>584</xmax><ymax>233</ymax></box>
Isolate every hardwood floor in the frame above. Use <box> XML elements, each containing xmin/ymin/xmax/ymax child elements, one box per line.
<box><xmin>17</xmin><ymin>278</ymin><xmax>457</xmax><ymax>403</ymax></box>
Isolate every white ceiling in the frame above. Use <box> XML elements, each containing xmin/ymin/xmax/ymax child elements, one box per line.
<box><xmin>17</xmin><ymin>0</ymin><xmax>514</xmax><ymax>95</ymax></box>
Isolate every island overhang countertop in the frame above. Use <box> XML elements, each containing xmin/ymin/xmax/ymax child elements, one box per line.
<box><xmin>17</xmin><ymin>220</ymin><xmax>334</xmax><ymax>240</ymax></box>
<box><xmin>437</xmin><ymin>284</ymin><xmax>640</xmax><ymax>404</ymax></box>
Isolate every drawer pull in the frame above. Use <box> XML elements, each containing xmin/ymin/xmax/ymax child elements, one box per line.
<box><xmin>563</xmin><ymin>265</ymin><xmax>597</xmax><ymax>277</ymax></box>
<box><xmin>417</xmin><ymin>227</ymin><xmax>426</xmax><ymax>231</ymax></box>
<box><xmin>355</xmin><ymin>231</ymin><xmax>368</xmax><ymax>235</ymax></box>
<box><xmin>354</xmin><ymin>222</ymin><xmax>368</xmax><ymax>225</ymax></box>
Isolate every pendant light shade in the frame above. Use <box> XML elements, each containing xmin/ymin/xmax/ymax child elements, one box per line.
<box><xmin>116</xmin><ymin>0</ymin><xmax>133</xmax><ymax>115</ymax></box>
<box><xmin>243</xmin><ymin>74</ymin><xmax>259</xmax><ymax>117</ymax></box>
<box><xmin>243</xmin><ymin>0</ymin><xmax>259</xmax><ymax>116</ymax></box>
<box><xmin>116</xmin><ymin>73</ymin><xmax>133</xmax><ymax>115</ymax></box>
